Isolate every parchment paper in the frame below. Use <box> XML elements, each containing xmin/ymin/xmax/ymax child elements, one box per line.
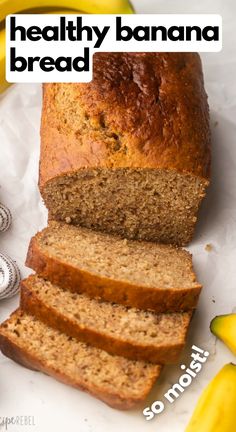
<box><xmin>0</xmin><ymin>1</ymin><xmax>236</xmax><ymax>431</ymax></box>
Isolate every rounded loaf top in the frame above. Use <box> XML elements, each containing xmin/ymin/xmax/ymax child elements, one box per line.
<box><xmin>40</xmin><ymin>52</ymin><xmax>210</xmax><ymax>189</ymax></box>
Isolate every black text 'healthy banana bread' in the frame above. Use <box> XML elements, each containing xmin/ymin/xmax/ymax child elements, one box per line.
<box><xmin>40</xmin><ymin>53</ymin><xmax>210</xmax><ymax>246</ymax></box>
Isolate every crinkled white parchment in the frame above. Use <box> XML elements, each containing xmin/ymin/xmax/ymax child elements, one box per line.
<box><xmin>0</xmin><ymin>1</ymin><xmax>236</xmax><ymax>431</ymax></box>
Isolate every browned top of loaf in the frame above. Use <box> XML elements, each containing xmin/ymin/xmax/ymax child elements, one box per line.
<box><xmin>40</xmin><ymin>52</ymin><xmax>210</xmax><ymax>190</ymax></box>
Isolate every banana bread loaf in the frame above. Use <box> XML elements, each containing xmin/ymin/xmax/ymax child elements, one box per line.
<box><xmin>20</xmin><ymin>275</ymin><xmax>192</xmax><ymax>364</ymax></box>
<box><xmin>40</xmin><ymin>52</ymin><xmax>210</xmax><ymax>245</ymax></box>
<box><xmin>0</xmin><ymin>310</ymin><xmax>161</xmax><ymax>410</ymax></box>
<box><xmin>26</xmin><ymin>221</ymin><xmax>202</xmax><ymax>313</ymax></box>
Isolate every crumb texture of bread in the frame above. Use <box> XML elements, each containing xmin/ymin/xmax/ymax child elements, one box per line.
<box><xmin>20</xmin><ymin>275</ymin><xmax>192</xmax><ymax>364</ymax></box>
<box><xmin>40</xmin><ymin>53</ymin><xmax>210</xmax><ymax>245</ymax></box>
<box><xmin>26</xmin><ymin>221</ymin><xmax>202</xmax><ymax>312</ymax></box>
<box><xmin>0</xmin><ymin>310</ymin><xmax>161</xmax><ymax>410</ymax></box>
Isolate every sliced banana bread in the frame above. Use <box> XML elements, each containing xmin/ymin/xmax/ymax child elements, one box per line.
<box><xmin>20</xmin><ymin>275</ymin><xmax>192</xmax><ymax>364</ymax></box>
<box><xmin>40</xmin><ymin>53</ymin><xmax>210</xmax><ymax>246</ymax></box>
<box><xmin>26</xmin><ymin>222</ymin><xmax>201</xmax><ymax>313</ymax></box>
<box><xmin>0</xmin><ymin>310</ymin><xmax>161</xmax><ymax>410</ymax></box>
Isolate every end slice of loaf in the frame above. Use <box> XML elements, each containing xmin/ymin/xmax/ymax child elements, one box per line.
<box><xmin>20</xmin><ymin>275</ymin><xmax>192</xmax><ymax>364</ymax></box>
<box><xmin>0</xmin><ymin>310</ymin><xmax>161</xmax><ymax>410</ymax></box>
<box><xmin>26</xmin><ymin>222</ymin><xmax>201</xmax><ymax>313</ymax></box>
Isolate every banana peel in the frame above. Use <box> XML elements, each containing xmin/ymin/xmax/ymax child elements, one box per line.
<box><xmin>210</xmin><ymin>313</ymin><xmax>236</xmax><ymax>356</ymax></box>
<box><xmin>0</xmin><ymin>1</ymin><xmax>134</xmax><ymax>94</ymax></box>
<box><xmin>185</xmin><ymin>363</ymin><xmax>236</xmax><ymax>432</ymax></box>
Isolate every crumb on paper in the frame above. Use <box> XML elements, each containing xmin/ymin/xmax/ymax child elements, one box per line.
<box><xmin>205</xmin><ymin>243</ymin><xmax>213</xmax><ymax>252</ymax></box>
<box><xmin>214</xmin><ymin>120</ymin><xmax>219</xmax><ymax>127</ymax></box>
<box><xmin>212</xmin><ymin>299</ymin><xmax>216</xmax><ymax>303</ymax></box>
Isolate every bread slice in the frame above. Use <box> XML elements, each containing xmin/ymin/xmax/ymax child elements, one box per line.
<box><xmin>40</xmin><ymin>53</ymin><xmax>210</xmax><ymax>246</ymax></box>
<box><xmin>20</xmin><ymin>275</ymin><xmax>192</xmax><ymax>364</ymax></box>
<box><xmin>26</xmin><ymin>222</ymin><xmax>201</xmax><ymax>313</ymax></box>
<box><xmin>0</xmin><ymin>310</ymin><xmax>161</xmax><ymax>410</ymax></box>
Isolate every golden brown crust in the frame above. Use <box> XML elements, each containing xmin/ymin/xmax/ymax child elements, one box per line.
<box><xmin>20</xmin><ymin>277</ymin><xmax>192</xmax><ymax>364</ymax></box>
<box><xmin>40</xmin><ymin>52</ymin><xmax>210</xmax><ymax>191</ymax></box>
<box><xmin>0</xmin><ymin>310</ymin><xmax>160</xmax><ymax>410</ymax></box>
<box><xmin>26</xmin><ymin>235</ymin><xmax>202</xmax><ymax>313</ymax></box>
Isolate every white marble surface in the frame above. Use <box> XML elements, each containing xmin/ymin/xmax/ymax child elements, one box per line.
<box><xmin>0</xmin><ymin>1</ymin><xmax>236</xmax><ymax>431</ymax></box>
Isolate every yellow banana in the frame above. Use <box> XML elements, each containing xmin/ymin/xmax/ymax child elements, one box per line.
<box><xmin>185</xmin><ymin>363</ymin><xmax>236</xmax><ymax>432</ymax></box>
<box><xmin>210</xmin><ymin>313</ymin><xmax>236</xmax><ymax>355</ymax></box>
<box><xmin>0</xmin><ymin>0</ymin><xmax>134</xmax><ymax>22</ymax></box>
<box><xmin>0</xmin><ymin>28</ymin><xmax>9</xmax><ymax>93</ymax></box>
